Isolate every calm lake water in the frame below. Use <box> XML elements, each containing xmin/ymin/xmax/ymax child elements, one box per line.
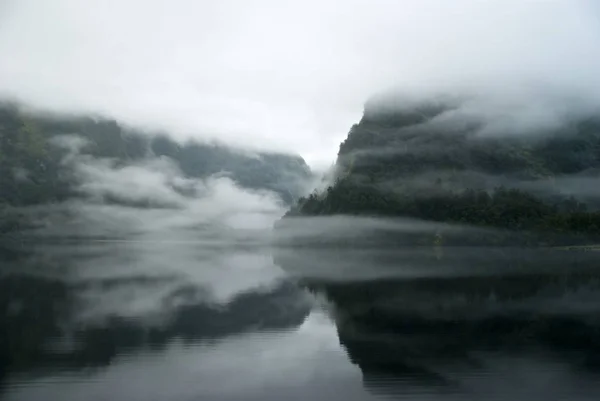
<box><xmin>2</xmin><ymin>235</ymin><xmax>600</xmax><ymax>401</ymax></box>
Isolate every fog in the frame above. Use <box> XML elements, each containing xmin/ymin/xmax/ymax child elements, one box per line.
<box><xmin>365</xmin><ymin>88</ymin><xmax>600</xmax><ymax>141</ymax></box>
<box><xmin>33</xmin><ymin>134</ymin><xmax>286</xmax><ymax>239</ymax></box>
<box><xmin>4</xmin><ymin>127</ymin><xmax>472</xmax><ymax>325</ymax></box>
<box><xmin>335</xmin><ymin>169</ymin><xmax>600</xmax><ymax>204</ymax></box>
<box><xmin>2</xmin><ymin>0</ymin><xmax>600</xmax><ymax>345</ymax></box>
<box><xmin>2</xmin><ymin>0</ymin><xmax>600</xmax><ymax>168</ymax></box>
<box><xmin>5</xmin><ymin>4</ymin><xmax>600</xmax><ymax>395</ymax></box>
<box><xmin>4</xmin><ymin>128</ymin><xmax>528</xmax><ymax>325</ymax></box>
<box><xmin>0</xmin><ymin>133</ymin><xmax>287</xmax><ymax>325</ymax></box>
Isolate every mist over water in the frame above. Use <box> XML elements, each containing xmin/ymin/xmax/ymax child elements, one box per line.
<box><xmin>4</xmin><ymin>189</ymin><xmax>600</xmax><ymax>400</ymax></box>
<box><xmin>3</xmin><ymin>1</ymin><xmax>600</xmax><ymax>399</ymax></box>
<box><xmin>0</xmin><ymin>117</ymin><xmax>599</xmax><ymax>400</ymax></box>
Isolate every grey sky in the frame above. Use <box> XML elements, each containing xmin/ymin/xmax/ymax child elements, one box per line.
<box><xmin>1</xmin><ymin>0</ymin><xmax>600</xmax><ymax>168</ymax></box>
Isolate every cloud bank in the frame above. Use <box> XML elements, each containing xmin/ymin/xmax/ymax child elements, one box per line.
<box><xmin>22</xmin><ymin>134</ymin><xmax>285</xmax><ymax>242</ymax></box>
<box><xmin>1</xmin><ymin>1</ymin><xmax>600</xmax><ymax>167</ymax></box>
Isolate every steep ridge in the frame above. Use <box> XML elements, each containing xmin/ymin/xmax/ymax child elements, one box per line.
<box><xmin>284</xmin><ymin>92</ymin><xmax>600</xmax><ymax>246</ymax></box>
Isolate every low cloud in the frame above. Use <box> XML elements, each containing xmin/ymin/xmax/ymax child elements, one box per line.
<box><xmin>42</xmin><ymin>134</ymin><xmax>286</xmax><ymax>239</ymax></box>
<box><xmin>6</xmin><ymin>134</ymin><xmax>294</xmax><ymax>326</ymax></box>
<box><xmin>2</xmin><ymin>1</ymin><xmax>600</xmax><ymax>167</ymax></box>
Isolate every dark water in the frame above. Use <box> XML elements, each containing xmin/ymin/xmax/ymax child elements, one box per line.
<box><xmin>2</xmin><ymin>238</ymin><xmax>600</xmax><ymax>400</ymax></box>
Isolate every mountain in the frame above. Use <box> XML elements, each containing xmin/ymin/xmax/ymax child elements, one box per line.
<box><xmin>284</xmin><ymin>93</ymin><xmax>600</xmax><ymax>245</ymax></box>
<box><xmin>0</xmin><ymin>103</ymin><xmax>311</xmax><ymax>232</ymax></box>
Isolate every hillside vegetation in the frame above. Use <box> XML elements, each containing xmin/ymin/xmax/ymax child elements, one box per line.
<box><xmin>0</xmin><ymin>103</ymin><xmax>311</xmax><ymax>233</ymax></box>
<box><xmin>286</xmin><ymin>94</ymin><xmax>600</xmax><ymax>245</ymax></box>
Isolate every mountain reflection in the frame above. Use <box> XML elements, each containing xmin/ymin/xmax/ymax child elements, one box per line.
<box><xmin>4</xmin><ymin>239</ymin><xmax>600</xmax><ymax>400</ymax></box>
<box><xmin>0</xmin><ymin>240</ymin><xmax>311</xmax><ymax>388</ymax></box>
<box><xmin>275</xmin><ymin>246</ymin><xmax>600</xmax><ymax>396</ymax></box>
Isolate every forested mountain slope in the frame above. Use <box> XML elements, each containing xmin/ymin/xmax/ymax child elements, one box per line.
<box><xmin>0</xmin><ymin>103</ymin><xmax>311</xmax><ymax>208</ymax></box>
<box><xmin>285</xmin><ymin>93</ymin><xmax>600</xmax><ymax>244</ymax></box>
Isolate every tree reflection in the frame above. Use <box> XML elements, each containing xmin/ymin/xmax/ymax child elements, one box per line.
<box><xmin>275</xmin><ymin>246</ymin><xmax>600</xmax><ymax>394</ymax></box>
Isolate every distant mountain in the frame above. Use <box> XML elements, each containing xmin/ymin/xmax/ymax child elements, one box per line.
<box><xmin>149</xmin><ymin>134</ymin><xmax>311</xmax><ymax>205</ymax></box>
<box><xmin>284</xmin><ymin>93</ymin><xmax>600</xmax><ymax>245</ymax></box>
<box><xmin>0</xmin><ymin>103</ymin><xmax>311</xmax><ymax>231</ymax></box>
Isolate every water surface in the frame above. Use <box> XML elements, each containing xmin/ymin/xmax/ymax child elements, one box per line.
<box><xmin>2</xmin><ymin>238</ymin><xmax>600</xmax><ymax>400</ymax></box>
